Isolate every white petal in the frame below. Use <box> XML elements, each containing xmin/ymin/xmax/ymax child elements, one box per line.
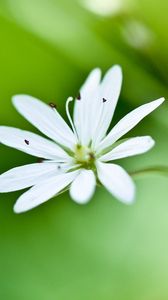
<box><xmin>0</xmin><ymin>126</ymin><xmax>70</xmax><ymax>161</ymax></box>
<box><xmin>92</xmin><ymin>65</ymin><xmax>122</xmax><ymax>147</ymax></box>
<box><xmin>73</xmin><ymin>68</ymin><xmax>101</xmax><ymax>145</ymax></box>
<box><xmin>0</xmin><ymin>162</ymin><xmax>67</xmax><ymax>192</ymax></box>
<box><xmin>80</xmin><ymin>68</ymin><xmax>102</xmax><ymax>99</ymax></box>
<box><xmin>97</xmin><ymin>97</ymin><xmax>165</xmax><ymax>152</ymax></box>
<box><xmin>70</xmin><ymin>169</ymin><xmax>96</xmax><ymax>204</ymax></box>
<box><xmin>14</xmin><ymin>170</ymin><xmax>79</xmax><ymax>213</ymax></box>
<box><xmin>100</xmin><ymin>136</ymin><xmax>155</xmax><ymax>162</ymax></box>
<box><xmin>96</xmin><ymin>161</ymin><xmax>135</xmax><ymax>204</ymax></box>
<box><xmin>12</xmin><ymin>95</ymin><xmax>77</xmax><ymax>150</ymax></box>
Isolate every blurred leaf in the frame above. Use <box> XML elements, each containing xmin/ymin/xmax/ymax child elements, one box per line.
<box><xmin>0</xmin><ymin>0</ymin><xmax>167</xmax><ymax>106</ymax></box>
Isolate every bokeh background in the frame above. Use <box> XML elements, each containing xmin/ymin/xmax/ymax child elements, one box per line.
<box><xmin>0</xmin><ymin>0</ymin><xmax>168</xmax><ymax>299</ymax></box>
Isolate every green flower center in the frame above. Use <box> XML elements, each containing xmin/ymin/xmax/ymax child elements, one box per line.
<box><xmin>74</xmin><ymin>144</ymin><xmax>95</xmax><ymax>169</ymax></box>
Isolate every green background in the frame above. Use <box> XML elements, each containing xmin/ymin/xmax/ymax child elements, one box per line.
<box><xmin>0</xmin><ymin>0</ymin><xmax>168</xmax><ymax>299</ymax></box>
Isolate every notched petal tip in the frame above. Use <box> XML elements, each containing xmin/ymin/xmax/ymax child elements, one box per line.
<box><xmin>146</xmin><ymin>136</ymin><xmax>155</xmax><ymax>148</ymax></box>
<box><xmin>13</xmin><ymin>202</ymin><xmax>30</xmax><ymax>214</ymax></box>
<box><xmin>90</xmin><ymin>67</ymin><xmax>102</xmax><ymax>76</ymax></box>
<box><xmin>115</xmin><ymin>175</ymin><xmax>136</xmax><ymax>205</ymax></box>
<box><xmin>97</xmin><ymin>162</ymin><xmax>136</xmax><ymax>205</ymax></box>
<box><xmin>12</xmin><ymin>94</ymin><xmax>30</xmax><ymax>106</ymax></box>
<box><xmin>113</xmin><ymin>64</ymin><xmax>122</xmax><ymax>71</ymax></box>
<box><xmin>159</xmin><ymin>97</ymin><xmax>165</xmax><ymax>103</ymax></box>
<box><xmin>108</xmin><ymin>64</ymin><xmax>123</xmax><ymax>77</ymax></box>
<box><xmin>102</xmin><ymin>65</ymin><xmax>123</xmax><ymax>85</ymax></box>
<box><xmin>152</xmin><ymin>97</ymin><xmax>165</xmax><ymax>107</ymax></box>
<box><xmin>13</xmin><ymin>203</ymin><xmax>22</xmax><ymax>214</ymax></box>
<box><xmin>13</xmin><ymin>202</ymin><xmax>30</xmax><ymax>215</ymax></box>
<box><xmin>124</xmin><ymin>186</ymin><xmax>136</xmax><ymax>205</ymax></box>
<box><xmin>70</xmin><ymin>170</ymin><xmax>96</xmax><ymax>205</ymax></box>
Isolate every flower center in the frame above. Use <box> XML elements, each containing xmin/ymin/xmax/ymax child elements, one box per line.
<box><xmin>74</xmin><ymin>144</ymin><xmax>95</xmax><ymax>168</ymax></box>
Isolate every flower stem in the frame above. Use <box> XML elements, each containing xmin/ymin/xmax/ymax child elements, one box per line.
<box><xmin>130</xmin><ymin>166</ymin><xmax>168</xmax><ymax>178</ymax></box>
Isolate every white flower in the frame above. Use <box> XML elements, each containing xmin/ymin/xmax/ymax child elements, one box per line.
<box><xmin>0</xmin><ymin>66</ymin><xmax>164</xmax><ymax>213</ymax></box>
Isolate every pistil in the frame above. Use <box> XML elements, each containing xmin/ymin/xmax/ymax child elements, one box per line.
<box><xmin>74</xmin><ymin>144</ymin><xmax>95</xmax><ymax>169</ymax></box>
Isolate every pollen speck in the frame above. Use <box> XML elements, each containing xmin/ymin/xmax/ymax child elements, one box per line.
<box><xmin>49</xmin><ymin>102</ymin><xmax>57</xmax><ymax>109</ymax></box>
<box><xmin>77</xmin><ymin>92</ymin><xmax>81</xmax><ymax>100</ymax></box>
<box><xmin>24</xmin><ymin>139</ymin><xmax>29</xmax><ymax>145</ymax></box>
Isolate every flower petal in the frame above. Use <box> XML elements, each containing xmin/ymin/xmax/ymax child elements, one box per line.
<box><xmin>14</xmin><ymin>170</ymin><xmax>79</xmax><ymax>213</ymax></box>
<box><xmin>70</xmin><ymin>169</ymin><xmax>96</xmax><ymax>204</ymax></box>
<box><xmin>97</xmin><ymin>97</ymin><xmax>165</xmax><ymax>152</ymax></box>
<box><xmin>92</xmin><ymin>65</ymin><xmax>122</xmax><ymax>147</ymax></box>
<box><xmin>12</xmin><ymin>95</ymin><xmax>77</xmax><ymax>150</ymax></box>
<box><xmin>73</xmin><ymin>68</ymin><xmax>101</xmax><ymax>145</ymax></box>
<box><xmin>96</xmin><ymin>161</ymin><xmax>135</xmax><ymax>204</ymax></box>
<box><xmin>100</xmin><ymin>136</ymin><xmax>155</xmax><ymax>162</ymax></box>
<box><xmin>0</xmin><ymin>126</ymin><xmax>71</xmax><ymax>161</ymax></box>
<box><xmin>0</xmin><ymin>162</ymin><xmax>68</xmax><ymax>192</ymax></box>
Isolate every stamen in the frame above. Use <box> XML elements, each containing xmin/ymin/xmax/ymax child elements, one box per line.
<box><xmin>103</xmin><ymin>98</ymin><xmax>107</xmax><ymax>103</ymax></box>
<box><xmin>89</xmin><ymin>153</ymin><xmax>95</xmax><ymax>160</ymax></box>
<box><xmin>24</xmin><ymin>139</ymin><xmax>29</xmax><ymax>145</ymax></box>
<box><xmin>66</xmin><ymin>97</ymin><xmax>78</xmax><ymax>139</ymax></box>
<box><xmin>77</xmin><ymin>92</ymin><xmax>81</xmax><ymax>100</ymax></box>
<box><xmin>57</xmin><ymin>165</ymin><xmax>61</xmax><ymax>170</ymax></box>
<box><xmin>49</xmin><ymin>102</ymin><xmax>57</xmax><ymax>109</ymax></box>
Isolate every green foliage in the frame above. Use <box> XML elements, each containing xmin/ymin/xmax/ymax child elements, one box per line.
<box><xmin>0</xmin><ymin>0</ymin><xmax>168</xmax><ymax>299</ymax></box>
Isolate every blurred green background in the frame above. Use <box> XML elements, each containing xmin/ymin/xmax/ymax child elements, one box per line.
<box><xmin>0</xmin><ymin>0</ymin><xmax>168</xmax><ymax>299</ymax></box>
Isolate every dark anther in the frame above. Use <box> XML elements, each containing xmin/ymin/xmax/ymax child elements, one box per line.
<box><xmin>103</xmin><ymin>98</ymin><xmax>107</xmax><ymax>103</ymax></box>
<box><xmin>24</xmin><ymin>139</ymin><xmax>29</xmax><ymax>145</ymax></box>
<box><xmin>57</xmin><ymin>165</ymin><xmax>61</xmax><ymax>170</ymax></box>
<box><xmin>89</xmin><ymin>153</ymin><xmax>95</xmax><ymax>160</ymax></box>
<box><xmin>49</xmin><ymin>102</ymin><xmax>57</xmax><ymax>109</ymax></box>
<box><xmin>77</xmin><ymin>92</ymin><xmax>81</xmax><ymax>100</ymax></box>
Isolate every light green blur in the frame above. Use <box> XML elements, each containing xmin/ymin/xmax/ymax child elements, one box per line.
<box><xmin>0</xmin><ymin>0</ymin><xmax>168</xmax><ymax>299</ymax></box>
